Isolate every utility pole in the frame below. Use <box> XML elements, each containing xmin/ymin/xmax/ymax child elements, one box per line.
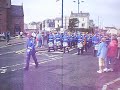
<box><xmin>61</xmin><ymin>0</ymin><xmax>63</xmax><ymax>28</ymax></box>
<box><xmin>78</xmin><ymin>0</ymin><xmax>79</xmax><ymax>13</ymax></box>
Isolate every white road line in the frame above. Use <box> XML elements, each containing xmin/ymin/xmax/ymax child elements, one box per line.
<box><xmin>0</xmin><ymin>69</ymin><xmax>7</xmax><ymax>74</ymax></box>
<box><xmin>0</xmin><ymin>56</ymin><xmax>63</xmax><ymax>73</ymax></box>
<box><xmin>0</xmin><ymin>42</ymin><xmax>25</xmax><ymax>49</ymax></box>
<box><xmin>69</xmin><ymin>48</ymin><xmax>76</xmax><ymax>51</ymax></box>
<box><xmin>51</xmin><ymin>51</ymin><xmax>63</xmax><ymax>54</ymax></box>
<box><xmin>0</xmin><ymin>51</ymin><xmax>16</xmax><ymax>56</ymax></box>
<box><xmin>72</xmin><ymin>52</ymin><xmax>78</xmax><ymax>55</ymax></box>
<box><xmin>0</xmin><ymin>49</ymin><xmax>26</xmax><ymax>56</ymax></box>
<box><xmin>102</xmin><ymin>77</ymin><xmax>120</xmax><ymax>90</ymax></box>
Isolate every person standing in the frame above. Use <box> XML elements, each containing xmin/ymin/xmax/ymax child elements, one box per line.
<box><xmin>24</xmin><ymin>33</ymin><xmax>38</xmax><ymax>71</ymax></box>
<box><xmin>117</xmin><ymin>35</ymin><xmax>120</xmax><ymax>60</ymax></box>
<box><xmin>92</xmin><ymin>34</ymin><xmax>100</xmax><ymax>56</ymax></box>
<box><xmin>6</xmin><ymin>31</ymin><xmax>10</xmax><ymax>44</ymax></box>
<box><xmin>97</xmin><ymin>37</ymin><xmax>108</xmax><ymax>73</ymax></box>
<box><xmin>105</xmin><ymin>37</ymin><xmax>118</xmax><ymax>72</ymax></box>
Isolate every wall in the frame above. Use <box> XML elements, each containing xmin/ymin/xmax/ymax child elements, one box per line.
<box><xmin>0</xmin><ymin>8</ymin><xmax>7</xmax><ymax>33</ymax></box>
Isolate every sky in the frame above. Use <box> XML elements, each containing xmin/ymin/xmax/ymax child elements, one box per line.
<box><xmin>11</xmin><ymin>0</ymin><xmax>120</xmax><ymax>28</ymax></box>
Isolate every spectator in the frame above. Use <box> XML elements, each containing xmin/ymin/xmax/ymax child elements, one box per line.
<box><xmin>6</xmin><ymin>31</ymin><xmax>10</xmax><ymax>44</ymax></box>
<box><xmin>97</xmin><ymin>37</ymin><xmax>108</xmax><ymax>73</ymax></box>
<box><xmin>117</xmin><ymin>35</ymin><xmax>120</xmax><ymax>60</ymax></box>
<box><xmin>36</xmin><ymin>32</ymin><xmax>42</xmax><ymax>48</ymax></box>
<box><xmin>105</xmin><ymin>37</ymin><xmax>118</xmax><ymax>72</ymax></box>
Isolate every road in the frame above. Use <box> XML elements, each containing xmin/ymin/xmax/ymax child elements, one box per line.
<box><xmin>0</xmin><ymin>39</ymin><xmax>120</xmax><ymax>90</ymax></box>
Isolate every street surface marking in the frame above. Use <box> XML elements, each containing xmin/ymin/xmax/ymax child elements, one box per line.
<box><xmin>0</xmin><ymin>42</ymin><xmax>25</xmax><ymax>49</ymax></box>
<box><xmin>0</xmin><ymin>68</ymin><xmax>7</xmax><ymax>74</ymax></box>
<box><xmin>69</xmin><ymin>48</ymin><xmax>76</xmax><ymax>51</ymax></box>
<box><xmin>72</xmin><ymin>52</ymin><xmax>78</xmax><ymax>55</ymax></box>
<box><xmin>50</xmin><ymin>51</ymin><xmax>63</xmax><ymax>54</ymax></box>
<box><xmin>102</xmin><ymin>77</ymin><xmax>120</xmax><ymax>90</ymax></box>
<box><xmin>48</xmin><ymin>55</ymin><xmax>59</xmax><ymax>57</ymax></box>
<box><xmin>0</xmin><ymin>56</ymin><xmax>63</xmax><ymax>73</ymax></box>
<box><xmin>0</xmin><ymin>51</ymin><xmax>15</xmax><ymax>56</ymax></box>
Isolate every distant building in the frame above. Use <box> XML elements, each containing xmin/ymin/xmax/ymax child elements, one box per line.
<box><xmin>0</xmin><ymin>0</ymin><xmax>24</xmax><ymax>35</ymax></box>
<box><xmin>104</xmin><ymin>27</ymin><xmax>120</xmax><ymax>35</ymax></box>
<box><xmin>42</xmin><ymin>19</ymin><xmax>55</xmax><ymax>31</ymax></box>
<box><xmin>89</xmin><ymin>20</ymin><xmax>94</xmax><ymax>28</ymax></box>
<box><xmin>70</xmin><ymin>11</ymin><xmax>90</xmax><ymax>29</ymax></box>
<box><xmin>55</xmin><ymin>16</ymin><xmax>69</xmax><ymax>30</ymax></box>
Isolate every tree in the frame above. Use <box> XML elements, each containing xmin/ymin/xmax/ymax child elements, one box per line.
<box><xmin>68</xmin><ymin>18</ymin><xmax>79</xmax><ymax>33</ymax></box>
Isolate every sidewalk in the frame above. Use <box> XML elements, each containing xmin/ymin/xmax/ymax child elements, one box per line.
<box><xmin>0</xmin><ymin>37</ymin><xmax>26</xmax><ymax>46</ymax></box>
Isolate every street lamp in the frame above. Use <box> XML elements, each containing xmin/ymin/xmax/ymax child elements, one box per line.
<box><xmin>61</xmin><ymin>0</ymin><xmax>63</xmax><ymax>28</ymax></box>
<box><xmin>73</xmin><ymin>0</ymin><xmax>84</xmax><ymax>13</ymax></box>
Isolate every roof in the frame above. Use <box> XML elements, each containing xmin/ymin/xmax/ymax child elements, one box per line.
<box><xmin>10</xmin><ymin>5</ymin><xmax>24</xmax><ymax>17</ymax></box>
<box><xmin>105</xmin><ymin>27</ymin><xmax>117</xmax><ymax>30</ymax></box>
<box><xmin>55</xmin><ymin>17</ymin><xmax>62</xmax><ymax>20</ymax></box>
<box><xmin>70</xmin><ymin>12</ymin><xmax>90</xmax><ymax>17</ymax></box>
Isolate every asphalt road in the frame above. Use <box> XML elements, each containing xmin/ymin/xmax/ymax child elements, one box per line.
<box><xmin>0</xmin><ymin>43</ymin><xmax>120</xmax><ymax>90</ymax></box>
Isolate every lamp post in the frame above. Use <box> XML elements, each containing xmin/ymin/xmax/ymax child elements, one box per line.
<box><xmin>73</xmin><ymin>0</ymin><xmax>84</xmax><ymax>13</ymax></box>
<box><xmin>61</xmin><ymin>0</ymin><xmax>63</xmax><ymax>28</ymax></box>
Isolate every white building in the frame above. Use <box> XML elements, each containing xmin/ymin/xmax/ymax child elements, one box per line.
<box><xmin>42</xmin><ymin>19</ymin><xmax>55</xmax><ymax>31</ymax></box>
<box><xmin>104</xmin><ymin>27</ymin><xmax>120</xmax><ymax>35</ymax></box>
<box><xmin>70</xmin><ymin>11</ymin><xmax>90</xmax><ymax>29</ymax></box>
<box><xmin>55</xmin><ymin>16</ymin><xmax>69</xmax><ymax>30</ymax></box>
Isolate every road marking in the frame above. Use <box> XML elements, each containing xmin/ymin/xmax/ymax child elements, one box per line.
<box><xmin>48</xmin><ymin>55</ymin><xmax>59</xmax><ymax>57</ymax></box>
<box><xmin>0</xmin><ymin>68</ymin><xmax>7</xmax><ymax>74</ymax></box>
<box><xmin>0</xmin><ymin>55</ymin><xmax>63</xmax><ymax>73</ymax></box>
<box><xmin>102</xmin><ymin>77</ymin><xmax>120</xmax><ymax>90</ymax></box>
<box><xmin>50</xmin><ymin>51</ymin><xmax>63</xmax><ymax>54</ymax></box>
<box><xmin>72</xmin><ymin>52</ymin><xmax>78</xmax><ymax>55</ymax></box>
<box><xmin>0</xmin><ymin>51</ymin><xmax>16</xmax><ymax>56</ymax></box>
<box><xmin>0</xmin><ymin>42</ymin><xmax>25</xmax><ymax>49</ymax></box>
<box><xmin>69</xmin><ymin>48</ymin><xmax>76</xmax><ymax>51</ymax></box>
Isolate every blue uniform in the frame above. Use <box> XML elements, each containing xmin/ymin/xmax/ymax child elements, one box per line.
<box><xmin>55</xmin><ymin>33</ymin><xmax>61</xmax><ymax>42</ymax></box>
<box><xmin>77</xmin><ymin>34</ymin><xmax>83</xmax><ymax>43</ymax></box>
<box><xmin>62</xmin><ymin>34</ymin><xmax>69</xmax><ymax>42</ymax></box>
<box><xmin>25</xmin><ymin>37</ymin><xmax>38</xmax><ymax>70</ymax></box>
<box><xmin>92</xmin><ymin>35</ymin><xmax>100</xmax><ymax>46</ymax></box>
<box><xmin>48</xmin><ymin>34</ymin><xmax>54</xmax><ymax>43</ymax></box>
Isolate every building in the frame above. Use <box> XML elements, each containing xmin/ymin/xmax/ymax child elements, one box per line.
<box><xmin>89</xmin><ymin>20</ymin><xmax>94</xmax><ymax>28</ymax></box>
<box><xmin>42</xmin><ymin>19</ymin><xmax>55</xmax><ymax>31</ymax></box>
<box><xmin>55</xmin><ymin>16</ymin><xmax>69</xmax><ymax>30</ymax></box>
<box><xmin>70</xmin><ymin>11</ymin><xmax>90</xmax><ymax>29</ymax></box>
<box><xmin>0</xmin><ymin>0</ymin><xmax>24</xmax><ymax>35</ymax></box>
<box><xmin>104</xmin><ymin>27</ymin><xmax>120</xmax><ymax>35</ymax></box>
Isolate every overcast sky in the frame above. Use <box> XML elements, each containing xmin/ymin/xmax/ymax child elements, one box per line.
<box><xmin>11</xmin><ymin>0</ymin><xmax>120</xmax><ymax>28</ymax></box>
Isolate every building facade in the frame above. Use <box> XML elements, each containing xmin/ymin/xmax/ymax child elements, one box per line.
<box><xmin>0</xmin><ymin>0</ymin><xmax>24</xmax><ymax>35</ymax></box>
<box><xmin>42</xmin><ymin>19</ymin><xmax>55</xmax><ymax>31</ymax></box>
<box><xmin>70</xmin><ymin>11</ymin><xmax>90</xmax><ymax>29</ymax></box>
<box><xmin>55</xmin><ymin>16</ymin><xmax>69</xmax><ymax>30</ymax></box>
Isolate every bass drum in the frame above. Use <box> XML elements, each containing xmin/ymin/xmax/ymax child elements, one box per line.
<box><xmin>77</xmin><ymin>42</ymin><xmax>83</xmax><ymax>48</ymax></box>
<box><xmin>63</xmin><ymin>42</ymin><xmax>68</xmax><ymax>47</ymax></box>
<box><xmin>48</xmin><ymin>42</ymin><xmax>53</xmax><ymax>47</ymax></box>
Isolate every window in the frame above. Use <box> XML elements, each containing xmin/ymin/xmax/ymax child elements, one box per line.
<box><xmin>83</xmin><ymin>18</ymin><xmax>84</xmax><ymax>21</ymax></box>
<box><xmin>82</xmin><ymin>23</ymin><xmax>85</xmax><ymax>27</ymax></box>
<box><xmin>58</xmin><ymin>24</ymin><xmax>59</xmax><ymax>27</ymax></box>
